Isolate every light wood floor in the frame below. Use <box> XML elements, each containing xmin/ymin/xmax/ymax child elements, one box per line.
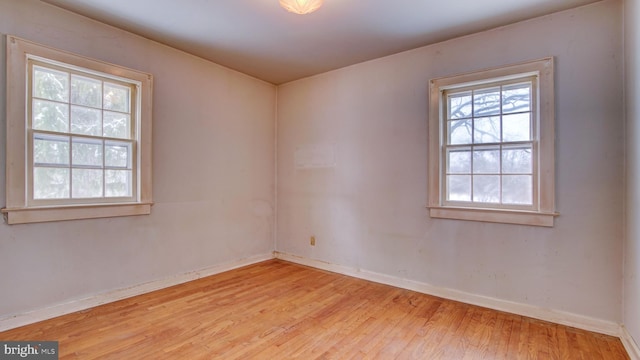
<box><xmin>0</xmin><ymin>260</ymin><xmax>629</xmax><ymax>359</ymax></box>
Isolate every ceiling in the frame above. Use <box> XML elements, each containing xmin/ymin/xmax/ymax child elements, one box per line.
<box><xmin>40</xmin><ymin>0</ymin><xmax>600</xmax><ymax>85</ymax></box>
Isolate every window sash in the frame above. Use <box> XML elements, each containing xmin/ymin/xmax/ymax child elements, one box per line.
<box><xmin>440</xmin><ymin>77</ymin><xmax>539</xmax><ymax>211</ymax></box>
<box><xmin>26</xmin><ymin>58</ymin><xmax>139</xmax><ymax>206</ymax></box>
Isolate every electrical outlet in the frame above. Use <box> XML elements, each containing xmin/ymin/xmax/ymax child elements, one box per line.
<box><xmin>310</xmin><ymin>236</ymin><xmax>316</xmax><ymax>246</ymax></box>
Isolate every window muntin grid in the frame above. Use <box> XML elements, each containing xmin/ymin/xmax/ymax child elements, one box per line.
<box><xmin>27</xmin><ymin>60</ymin><xmax>137</xmax><ymax>204</ymax></box>
<box><xmin>442</xmin><ymin>77</ymin><xmax>537</xmax><ymax>210</ymax></box>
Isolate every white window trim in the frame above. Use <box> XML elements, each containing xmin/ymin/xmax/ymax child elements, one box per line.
<box><xmin>428</xmin><ymin>58</ymin><xmax>557</xmax><ymax>227</ymax></box>
<box><xmin>2</xmin><ymin>36</ymin><xmax>153</xmax><ymax>224</ymax></box>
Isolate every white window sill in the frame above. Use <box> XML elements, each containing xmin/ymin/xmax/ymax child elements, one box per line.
<box><xmin>428</xmin><ymin>206</ymin><xmax>558</xmax><ymax>227</ymax></box>
<box><xmin>2</xmin><ymin>203</ymin><xmax>153</xmax><ymax>225</ymax></box>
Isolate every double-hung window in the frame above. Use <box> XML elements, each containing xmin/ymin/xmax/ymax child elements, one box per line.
<box><xmin>30</xmin><ymin>62</ymin><xmax>135</xmax><ymax>202</ymax></box>
<box><xmin>428</xmin><ymin>58</ymin><xmax>557</xmax><ymax>226</ymax></box>
<box><xmin>3</xmin><ymin>36</ymin><xmax>153</xmax><ymax>224</ymax></box>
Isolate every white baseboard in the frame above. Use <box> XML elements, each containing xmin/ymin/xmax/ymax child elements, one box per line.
<box><xmin>0</xmin><ymin>252</ymin><xmax>275</xmax><ymax>332</ymax></box>
<box><xmin>274</xmin><ymin>251</ymin><xmax>621</xmax><ymax>337</ymax></box>
<box><xmin>621</xmin><ymin>326</ymin><xmax>640</xmax><ymax>360</ymax></box>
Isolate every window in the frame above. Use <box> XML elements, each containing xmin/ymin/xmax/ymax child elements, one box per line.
<box><xmin>2</xmin><ymin>36</ymin><xmax>152</xmax><ymax>224</ymax></box>
<box><xmin>428</xmin><ymin>58</ymin><xmax>557</xmax><ymax>227</ymax></box>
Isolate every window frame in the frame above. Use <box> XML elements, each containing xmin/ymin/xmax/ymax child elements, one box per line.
<box><xmin>428</xmin><ymin>58</ymin><xmax>557</xmax><ymax>227</ymax></box>
<box><xmin>2</xmin><ymin>36</ymin><xmax>153</xmax><ymax>224</ymax></box>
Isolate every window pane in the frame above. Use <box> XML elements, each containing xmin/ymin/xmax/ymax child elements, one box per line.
<box><xmin>502</xmin><ymin>145</ymin><xmax>532</xmax><ymax>174</ymax></box>
<box><xmin>447</xmin><ymin>175</ymin><xmax>471</xmax><ymax>201</ymax></box>
<box><xmin>104</xmin><ymin>83</ymin><xmax>130</xmax><ymax>113</ymax></box>
<box><xmin>72</xmin><ymin>137</ymin><xmax>103</xmax><ymax>167</ymax></box>
<box><xmin>447</xmin><ymin>149</ymin><xmax>471</xmax><ymax>174</ymax></box>
<box><xmin>72</xmin><ymin>169</ymin><xmax>103</xmax><ymax>198</ymax></box>
<box><xmin>33</xmin><ymin>66</ymin><xmax>69</xmax><ymax>102</ymax></box>
<box><xmin>71</xmin><ymin>75</ymin><xmax>102</xmax><ymax>108</ymax></box>
<box><xmin>71</xmin><ymin>106</ymin><xmax>102</xmax><ymax>136</ymax></box>
<box><xmin>34</xmin><ymin>167</ymin><xmax>69</xmax><ymax>199</ymax></box>
<box><xmin>503</xmin><ymin>82</ymin><xmax>531</xmax><ymax>114</ymax></box>
<box><xmin>474</xmin><ymin>116</ymin><xmax>500</xmax><ymax>144</ymax></box>
<box><xmin>473</xmin><ymin>148</ymin><xmax>500</xmax><ymax>174</ymax></box>
<box><xmin>448</xmin><ymin>119</ymin><xmax>472</xmax><ymax>145</ymax></box>
<box><xmin>473</xmin><ymin>175</ymin><xmax>500</xmax><ymax>203</ymax></box>
<box><xmin>106</xmin><ymin>170</ymin><xmax>132</xmax><ymax>197</ymax></box>
<box><xmin>104</xmin><ymin>111</ymin><xmax>131</xmax><ymax>139</ymax></box>
<box><xmin>503</xmin><ymin>175</ymin><xmax>533</xmax><ymax>205</ymax></box>
<box><xmin>473</xmin><ymin>87</ymin><xmax>500</xmax><ymax>116</ymax></box>
<box><xmin>34</xmin><ymin>134</ymin><xmax>69</xmax><ymax>165</ymax></box>
<box><xmin>503</xmin><ymin>113</ymin><xmax>531</xmax><ymax>142</ymax></box>
<box><xmin>33</xmin><ymin>99</ymin><xmax>69</xmax><ymax>132</ymax></box>
<box><xmin>105</xmin><ymin>141</ymin><xmax>132</xmax><ymax>168</ymax></box>
<box><xmin>448</xmin><ymin>92</ymin><xmax>472</xmax><ymax>119</ymax></box>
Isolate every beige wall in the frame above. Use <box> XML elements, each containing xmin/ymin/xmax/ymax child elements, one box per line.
<box><xmin>277</xmin><ymin>0</ymin><xmax>624</xmax><ymax>322</ymax></box>
<box><xmin>0</xmin><ymin>0</ymin><xmax>276</xmax><ymax>317</ymax></box>
<box><xmin>625</xmin><ymin>0</ymin><xmax>640</xmax><ymax>347</ymax></box>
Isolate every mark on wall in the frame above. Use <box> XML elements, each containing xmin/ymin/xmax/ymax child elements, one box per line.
<box><xmin>295</xmin><ymin>143</ymin><xmax>336</xmax><ymax>169</ymax></box>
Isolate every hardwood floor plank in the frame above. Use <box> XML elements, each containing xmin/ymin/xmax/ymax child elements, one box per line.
<box><xmin>0</xmin><ymin>260</ymin><xmax>628</xmax><ymax>359</ymax></box>
<box><xmin>462</xmin><ymin>306</ymin><xmax>499</xmax><ymax>359</ymax></box>
<box><xmin>394</xmin><ymin>300</ymin><xmax>448</xmax><ymax>360</ymax></box>
<box><xmin>421</xmin><ymin>302</ymin><xmax>473</xmax><ymax>359</ymax></box>
<box><xmin>491</xmin><ymin>311</ymin><xmax>508</xmax><ymax>355</ymax></box>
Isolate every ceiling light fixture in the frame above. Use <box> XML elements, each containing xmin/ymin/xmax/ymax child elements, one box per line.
<box><xmin>279</xmin><ymin>0</ymin><xmax>323</xmax><ymax>15</ymax></box>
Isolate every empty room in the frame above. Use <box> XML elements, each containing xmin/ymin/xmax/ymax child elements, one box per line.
<box><xmin>0</xmin><ymin>0</ymin><xmax>639</xmax><ymax>358</ymax></box>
